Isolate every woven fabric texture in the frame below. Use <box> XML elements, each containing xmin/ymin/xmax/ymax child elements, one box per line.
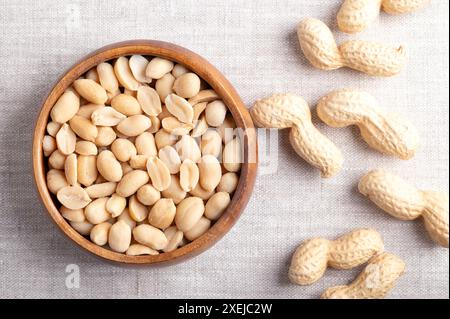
<box><xmin>0</xmin><ymin>0</ymin><xmax>448</xmax><ymax>298</ymax></box>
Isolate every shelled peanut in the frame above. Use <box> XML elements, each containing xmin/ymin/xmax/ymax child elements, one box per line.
<box><xmin>43</xmin><ymin>55</ymin><xmax>243</xmax><ymax>255</ymax></box>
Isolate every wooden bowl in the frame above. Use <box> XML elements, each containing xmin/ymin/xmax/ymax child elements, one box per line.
<box><xmin>32</xmin><ymin>40</ymin><xmax>258</xmax><ymax>264</ymax></box>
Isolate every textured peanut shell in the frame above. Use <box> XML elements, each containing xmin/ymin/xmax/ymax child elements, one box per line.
<box><xmin>297</xmin><ymin>18</ymin><xmax>406</xmax><ymax>76</ymax></box>
<box><xmin>338</xmin><ymin>0</ymin><xmax>431</xmax><ymax>34</ymax></box>
<box><xmin>339</xmin><ymin>41</ymin><xmax>407</xmax><ymax>77</ymax></box>
<box><xmin>321</xmin><ymin>253</ymin><xmax>405</xmax><ymax>299</ymax></box>
<box><xmin>297</xmin><ymin>18</ymin><xmax>344</xmax><ymax>70</ymax></box>
<box><xmin>251</xmin><ymin>93</ymin><xmax>343</xmax><ymax>178</ymax></box>
<box><xmin>359</xmin><ymin>170</ymin><xmax>449</xmax><ymax>247</ymax></box>
<box><xmin>337</xmin><ymin>0</ymin><xmax>382</xmax><ymax>34</ymax></box>
<box><xmin>289</xmin><ymin>229</ymin><xmax>384</xmax><ymax>285</ymax></box>
<box><xmin>382</xmin><ymin>0</ymin><xmax>431</xmax><ymax>14</ymax></box>
<box><xmin>317</xmin><ymin>89</ymin><xmax>419</xmax><ymax>159</ymax></box>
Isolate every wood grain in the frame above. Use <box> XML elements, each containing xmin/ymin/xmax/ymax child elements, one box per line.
<box><xmin>32</xmin><ymin>40</ymin><xmax>258</xmax><ymax>265</ymax></box>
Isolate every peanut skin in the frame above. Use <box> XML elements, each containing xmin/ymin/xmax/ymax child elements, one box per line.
<box><xmin>251</xmin><ymin>93</ymin><xmax>343</xmax><ymax>178</ymax></box>
<box><xmin>359</xmin><ymin>170</ymin><xmax>449</xmax><ymax>247</ymax></box>
<box><xmin>321</xmin><ymin>252</ymin><xmax>405</xmax><ymax>299</ymax></box>
<box><xmin>289</xmin><ymin>229</ymin><xmax>384</xmax><ymax>285</ymax></box>
<box><xmin>297</xmin><ymin>18</ymin><xmax>407</xmax><ymax>77</ymax></box>
<box><xmin>338</xmin><ymin>0</ymin><xmax>431</xmax><ymax>34</ymax></box>
<box><xmin>317</xmin><ymin>89</ymin><xmax>419</xmax><ymax>160</ymax></box>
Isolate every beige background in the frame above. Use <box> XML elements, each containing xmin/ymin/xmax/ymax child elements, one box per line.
<box><xmin>0</xmin><ymin>0</ymin><xmax>448</xmax><ymax>298</ymax></box>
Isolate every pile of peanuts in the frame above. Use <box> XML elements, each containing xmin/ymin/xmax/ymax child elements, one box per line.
<box><xmin>42</xmin><ymin>55</ymin><xmax>243</xmax><ymax>255</ymax></box>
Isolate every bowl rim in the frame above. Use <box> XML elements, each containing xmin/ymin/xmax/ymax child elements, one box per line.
<box><xmin>32</xmin><ymin>40</ymin><xmax>258</xmax><ymax>265</ymax></box>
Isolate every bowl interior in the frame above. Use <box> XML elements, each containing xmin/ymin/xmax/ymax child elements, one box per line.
<box><xmin>32</xmin><ymin>40</ymin><xmax>258</xmax><ymax>264</ymax></box>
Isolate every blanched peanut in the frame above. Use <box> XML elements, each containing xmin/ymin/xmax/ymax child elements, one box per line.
<box><xmin>47</xmin><ymin>54</ymin><xmax>239</xmax><ymax>255</ymax></box>
<box><xmin>129</xmin><ymin>55</ymin><xmax>152</xmax><ymax>83</ymax></box>
<box><xmin>57</xmin><ymin>185</ymin><xmax>92</xmax><ymax>209</ymax></box>
<box><xmin>146</xmin><ymin>156</ymin><xmax>171</xmax><ymax>191</ymax></box>
<box><xmin>130</xmin><ymin>155</ymin><xmax>148</xmax><ymax>170</ymax></box>
<box><xmin>165</xmin><ymin>94</ymin><xmax>194</xmax><ymax>124</ymax></box>
<box><xmin>179</xmin><ymin>159</ymin><xmax>199</xmax><ymax>192</ymax></box>
<box><xmin>111</xmin><ymin>94</ymin><xmax>142</xmax><ymax>116</ymax></box>
<box><xmin>185</xmin><ymin>217</ymin><xmax>211</xmax><ymax>241</ymax></box>
<box><xmin>84</xmin><ymin>197</ymin><xmax>111</xmax><ymax>224</ymax></box>
<box><xmin>77</xmin><ymin>155</ymin><xmax>98</xmax><ymax>186</ymax></box>
<box><xmin>47</xmin><ymin>169</ymin><xmax>69</xmax><ymax>194</ymax></box>
<box><xmin>90</xmin><ymin>222</ymin><xmax>112</xmax><ymax>246</ymax></box>
<box><xmin>217</xmin><ymin>172</ymin><xmax>239</xmax><ymax>193</ymax></box>
<box><xmin>75</xmin><ymin>141</ymin><xmax>97</xmax><ymax>155</ymax></box>
<box><xmin>95</xmin><ymin>127</ymin><xmax>116</xmax><ymax>147</ymax></box>
<box><xmin>129</xmin><ymin>195</ymin><xmax>148</xmax><ymax>222</ymax></box>
<box><xmin>135</xmin><ymin>132</ymin><xmax>157</xmax><ymax>156</ymax></box>
<box><xmin>155</xmin><ymin>73</ymin><xmax>175</xmax><ymax>101</ymax></box>
<box><xmin>172</xmin><ymin>64</ymin><xmax>189</xmax><ymax>78</ymax></box>
<box><xmin>205</xmin><ymin>192</ymin><xmax>231</xmax><ymax>220</ymax></box>
<box><xmin>126</xmin><ymin>244</ymin><xmax>159</xmax><ymax>256</ymax></box>
<box><xmin>134</xmin><ymin>184</ymin><xmax>159</xmax><ymax>206</ymax></box>
<box><xmin>163</xmin><ymin>226</ymin><xmax>184</xmax><ymax>252</ymax></box>
<box><xmin>175</xmin><ymin>135</ymin><xmax>201</xmax><ymax>162</ymax></box>
<box><xmin>111</xmin><ymin>138</ymin><xmax>137</xmax><ymax>162</ymax></box>
<box><xmin>116</xmin><ymin>170</ymin><xmax>149</xmax><ymax>197</ymax></box>
<box><xmin>188</xmin><ymin>89</ymin><xmax>219</xmax><ymax>106</ymax></box>
<box><xmin>158</xmin><ymin>146</ymin><xmax>181</xmax><ymax>174</ymax></box>
<box><xmin>158</xmin><ymin>105</ymin><xmax>172</xmax><ymax>121</ymax></box>
<box><xmin>200</xmin><ymin>130</ymin><xmax>222</xmax><ymax>157</ymax></box>
<box><xmin>223</xmin><ymin>138</ymin><xmax>242</xmax><ymax>172</ymax></box>
<box><xmin>162</xmin><ymin>175</ymin><xmax>187</xmax><ymax>205</ymax></box>
<box><xmin>198</xmin><ymin>155</ymin><xmax>221</xmax><ymax>191</ymax></box>
<box><xmin>46</xmin><ymin>121</ymin><xmax>61</xmax><ymax>137</ymax></box>
<box><xmin>86</xmin><ymin>68</ymin><xmax>99</xmax><ymax>82</ymax></box>
<box><xmin>70</xmin><ymin>220</ymin><xmax>94</xmax><ymax>236</ymax></box>
<box><xmin>218</xmin><ymin>114</ymin><xmax>236</xmax><ymax>144</ymax></box>
<box><xmin>173</xmin><ymin>73</ymin><xmax>201</xmax><ymax>98</ymax></box>
<box><xmin>121</xmin><ymin>162</ymin><xmax>133</xmax><ymax>175</ymax></box>
<box><xmin>106</xmin><ymin>194</ymin><xmax>127</xmax><ymax>217</ymax></box>
<box><xmin>69</xmin><ymin>115</ymin><xmax>98</xmax><ymax>142</ymax></box>
<box><xmin>77</xmin><ymin>103</ymin><xmax>103</xmax><ymax>119</ymax></box>
<box><xmin>73</xmin><ymin>79</ymin><xmax>108</xmax><ymax>104</ymax></box>
<box><xmin>97</xmin><ymin>150</ymin><xmax>123</xmax><ymax>182</ymax></box>
<box><xmin>175</xmin><ymin>197</ymin><xmax>204</xmax><ymax>232</ymax></box>
<box><xmin>117</xmin><ymin>208</ymin><xmax>137</xmax><ymax>229</ymax></box>
<box><xmin>91</xmin><ymin>106</ymin><xmax>126</xmax><ymax>126</ymax></box>
<box><xmin>189</xmin><ymin>183</ymin><xmax>215</xmax><ymax>200</ymax></box>
<box><xmin>49</xmin><ymin>150</ymin><xmax>66</xmax><ymax>169</ymax></box>
<box><xmin>97</xmin><ymin>62</ymin><xmax>119</xmax><ymax>94</ymax></box>
<box><xmin>60</xmin><ymin>206</ymin><xmax>85</xmax><ymax>222</ymax></box>
<box><xmin>85</xmin><ymin>182</ymin><xmax>117</xmax><ymax>198</ymax></box>
<box><xmin>114</xmin><ymin>56</ymin><xmax>140</xmax><ymax>91</ymax></box>
<box><xmin>148</xmin><ymin>198</ymin><xmax>176</xmax><ymax>229</ymax></box>
<box><xmin>205</xmin><ymin>100</ymin><xmax>227</xmax><ymax>127</ymax></box>
<box><xmin>64</xmin><ymin>153</ymin><xmax>77</xmax><ymax>186</ymax></box>
<box><xmin>43</xmin><ymin>135</ymin><xmax>57</xmax><ymax>157</ymax></box>
<box><xmin>155</xmin><ymin>129</ymin><xmax>178</xmax><ymax>150</ymax></box>
<box><xmin>133</xmin><ymin>224</ymin><xmax>168</xmax><ymax>250</ymax></box>
<box><xmin>108</xmin><ymin>220</ymin><xmax>132</xmax><ymax>253</ymax></box>
<box><xmin>161</xmin><ymin>117</ymin><xmax>194</xmax><ymax>136</ymax></box>
<box><xmin>56</xmin><ymin>123</ymin><xmax>76</xmax><ymax>155</ymax></box>
<box><xmin>50</xmin><ymin>90</ymin><xmax>80</xmax><ymax>123</ymax></box>
<box><xmin>148</xmin><ymin>116</ymin><xmax>161</xmax><ymax>134</ymax></box>
<box><xmin>95</xmin><ymin>174</ymin><xmax>107</xmax><ymax>184</ymax></box>
<box><xmin>146</xmin><ymin>57</ymin><xmax>174</xmax><ymax>79</ymax></box>
<box><xmin>191</xmin><ymin>114</ymin><xmax>208</xmax><ymax>137</ymax></box>
<box><xmin>117</xmin><ymin>115</ymin><xmax>151</xmax><ymax>137</ymax></box>
<box><xmin>193</xmin><ymin>102</ymin><xmax>207</xmax><ymax>121</ymax></box>
<box><xmin>137</xmin><ymin>86</ymin><xmax>161</xmax><ymax>116</ymax></box>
